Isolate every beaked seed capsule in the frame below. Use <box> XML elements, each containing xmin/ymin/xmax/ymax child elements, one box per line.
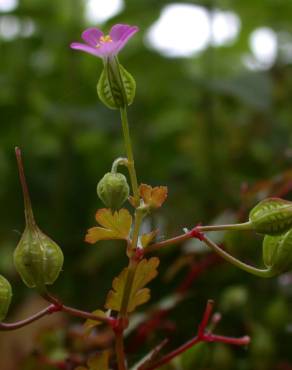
<box><xmin>14</xmin><ymin>147</ymin><xmax>64</xmax><ymax>291</ymax></box>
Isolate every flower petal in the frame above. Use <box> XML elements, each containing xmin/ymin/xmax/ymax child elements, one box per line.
<box><xmin>82</xmin><ymin>27</ymin><xmax>103</xmax><ymax>47</ymax></box>
<box><xmin>70</xmin><ymin>42</ymin><xmax>104</xmax><ymax>58</ymax></box>
<box><xmin>110</xmin><ymin>24</ymin><xmax>139</xmax><ymax>54</ymax></box>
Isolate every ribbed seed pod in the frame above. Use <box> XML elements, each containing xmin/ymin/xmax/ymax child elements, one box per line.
<box><xmin>14</xmin><ymin>148</ymin><xmax>64</xmax><ymax>291</ymax></box>
<box><xmin>14</xmin><ymin>225</ymin><xmax>64</xmax><ymax>289</ymax></box>
<box><xmin>97</xmin><ymin>172</ymin><xmax>129</xmax><ymax>211</ymax></box>
<box><xmin>262</xmin><ymin>228</ymin><xmax>292</xmax><ymax>275</ymax></box>
<box><xmin>249</xmin><ymin>198</ymin><xmax>292</xmax><ymax>235</ymax></box>
<box><xmin>0</xmin><ymin>275</ymin><xmax>12</xmax><ymax>321</ymax></box>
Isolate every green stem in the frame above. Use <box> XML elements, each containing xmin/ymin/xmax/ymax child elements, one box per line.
<box><xmin>202</xmin><ymin>235</ymin><xmax>275</xmax><ymax>278</ymax></box>
<box><xmin>199</xmin><ymin>221</ymin><xmax>252</xmax><ymax>232</ymax></box>
<box><xmin>120</xmin><ymin>208</ymin><xmax>144</xmax><ymax>316</ymax></box>
<box><xmin>111</xmin><ymin>157</ymin><xmax>128</xmax><ymax>173</ymax></box>
<box><xmin>120</xmin><ymin>106</ymin><xmax>140</xmax><ymax>206</ymax></box>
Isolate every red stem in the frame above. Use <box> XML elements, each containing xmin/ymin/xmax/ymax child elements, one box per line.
<box><xmin>198</xmin><ymin>299</ymin><xmax>214</xmax><ymax>337</ymax></box>
<box><xmin>146</xmin><ymin>232</ymin><xmax>192</xmax><ymax>253</ymax></box>
<box><xmin>0</xmin><ymin>300</ymin><xmax>115</xmax><ymax>331</ymax></box>
<box><xmin>0</xmin><ymin>304</ymin><xmax>61</xmax><ymax>331</ymax></box>
<box><xmin>15</xmin><ymin>147</ymin><xmax>35</xmax><ymax>226</ymax></box>
<box><xmin>138</xmin><ymin>300</ymin><xmax>250</xmax><ymax>370</ymax></box>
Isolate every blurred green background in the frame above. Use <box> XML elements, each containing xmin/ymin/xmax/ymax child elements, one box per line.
<box><xmin>1</xmin><ymin>0</ymin><xmax>292</xmax><ymax>369</ymax></box>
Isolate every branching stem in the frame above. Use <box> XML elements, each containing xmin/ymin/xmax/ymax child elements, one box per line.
<box><xmin>139</xmin><ymin>300</ymin><xmax>250</xmax><ymax>370</ymax></box>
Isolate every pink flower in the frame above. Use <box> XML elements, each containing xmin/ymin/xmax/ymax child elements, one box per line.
<box><xmin>70</xmin><ymin>24</ymin><xmax>139</xmax><ymax>59</ymax></box>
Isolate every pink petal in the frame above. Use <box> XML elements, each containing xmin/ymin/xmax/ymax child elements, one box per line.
<box><xmin>110</xmin><ymin>24</ymin><xmax>139</xmax><ymax>53</ymax></box>
<box><xmin>70</xmin><ymin>42</ymin><xmax>104</xmax><ymax>58</ymax></box>
<box><xmin>82</xmin><ymin>28</ymin><xmax>103</xmax><ymax>47</ymax></box>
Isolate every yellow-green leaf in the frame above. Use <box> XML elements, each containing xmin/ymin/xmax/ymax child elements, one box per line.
<box><xmin>83</xmin><ymin>309</ymin><xmax>107</xmax><ymax>334</ymax></box>
<box><xmin>85</xmin><ymin>208</ymin><xmax>132</xmax><ymax>244</ymax></box>
<box><xmin>139</xmin><ymin>184</ymin><xmax>168</xmax><ymax>209</ymax></box>
<box><xmin>87</xmin><ymin>351</ymin><xmax>110</xmax><ymax>370</ymax></box>
<box><xmin>140</xmin><ymin>230</ymin><xmax>159</xmax><ymax>248</ymax></box>
<box><xmin>105</xmin><ymin>257</ymin><xmax>160</xmax><ymax>313</ymax></box>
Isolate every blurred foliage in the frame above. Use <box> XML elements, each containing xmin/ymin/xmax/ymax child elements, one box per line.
<box><xmin>1</xmin><ymin>0</ymin><xmax>292</xmax><ymax>369</ymax></box>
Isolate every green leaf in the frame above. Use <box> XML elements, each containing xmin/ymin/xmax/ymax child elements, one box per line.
<box><xmin>105</xmin><ymin>257</ymin><xmax>160</xmax><ymax>312</ymax></box>
<box><xmin>249</xmin><ymin>198</ymin><xmax>292</xmax><ymax>235</ymax></box>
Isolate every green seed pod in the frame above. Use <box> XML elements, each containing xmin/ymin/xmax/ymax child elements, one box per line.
<box><xmin>249</xmin><ymin>198</ymin><xmax>292</xmax><ymax>235</ymax></box>
<box><xmin>14</xmin><ymin>148</ymin><xmax>64</xmax><ymax>291</ymax></box>
<box><xmin>0</xmin><ymin>275</ymin><xmax>12</xmax><ymax>321</ymax></box>
<box><xmin>14</xmin><ymin>225</ymin><xmax>64</xmax><ymax>289</ymax></box>
<box><xmin>262</xmin><ymin>228</ymin><xmax>292</xmax><ymax>275</ymax></box>
<box><xmin>97</xmin><ymin>172</ymin><xmax>129</xmax><ymax>211</ymax></box>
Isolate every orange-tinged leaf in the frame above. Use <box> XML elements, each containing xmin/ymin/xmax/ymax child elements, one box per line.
<box><xmin>85</xmin><ymin>208</ymin><xmax>132</xmax><ymax>244</ymax></box>
<box><xmin>83</xmin><ymin>309</ymin><xmax>107</xmax><ymax>334</ymax></box>
<box><xmin>105</xmin><ymin>257</ymin><xmax>159</xmax><ymax>313</ymax></box>
<box><xmin>87</xmin><ymin>351</ymin><xmax>110</xmax><ymax>370</ymax></box>
<box><xmin>139</xmin><ymin>184</ymin><xmax>168</xmax><ymax>209</ymax></box>
<box><xmin>140</xmin><ymin>230</ymin><xmax>159</xmax><ymax>248</ymax></box>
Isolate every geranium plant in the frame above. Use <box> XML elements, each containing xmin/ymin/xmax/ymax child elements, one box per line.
<box><xmin>1</xmin><ymin>23</ymin><xmax>292</xmax><ymax>370</ymax></box>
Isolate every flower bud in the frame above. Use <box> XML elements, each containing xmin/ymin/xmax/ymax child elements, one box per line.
<box><xmin>14</xmin><ymin>148</ymin><xmax>64</xmax><ymax>291</ymax></box>
<box><xmin>0</xmin><ymin>275</ymin><xmax>12</xmax><ymax>321</ymax></box>
<box><xmin>249</xmin><ymin>198</ymin><xmax>292</xmax><ymax>235</ymax></box>
<box><xmin>97</xmin><ymin>172</ymin><xmax>129</xmax><ymax>211</ymax></box>
<box><xmin>262</xmin><ymin>228</ymin><xmax>292</xmax><ymax>275</ymax></box>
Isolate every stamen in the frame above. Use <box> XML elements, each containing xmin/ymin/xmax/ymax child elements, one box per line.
<box><xmin>96</xmin><ymin>34</ymin><xmax>113</xmax><ymax>48</ymax></box>
<box><xmin>100</xmin><ymin>35</ymin><xmax>113</xmax><ymax>43</ymax></box>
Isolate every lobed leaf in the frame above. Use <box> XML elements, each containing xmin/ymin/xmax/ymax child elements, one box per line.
<box><xmin>139</xmin><ymin>184</ymin><xmax>168</xmax><ymax>209</ymax></box>
<box><xmin>85</xmin><ymin>208</ymin><xmax>132</xmax><ymax>244</ymax></box>
<box><xmin>140</xmin><ymin>229</ymin><xmax>159</xmax><ymax>248</ymax></box>
<box><xmin>83</xmin><ymin>309</ymin><xmax>108</xmax><ymax>334</ymax></box>
<box><xmin>105</xmin><ymin>257</ymin><xmax>160</xmax><ymax>313</ymax></box>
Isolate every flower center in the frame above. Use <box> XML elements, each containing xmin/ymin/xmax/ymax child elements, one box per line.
<box><xmin>96</xmin><ymin>35</ymin><xmax>113</xmax><ymax>48</ymax></box>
